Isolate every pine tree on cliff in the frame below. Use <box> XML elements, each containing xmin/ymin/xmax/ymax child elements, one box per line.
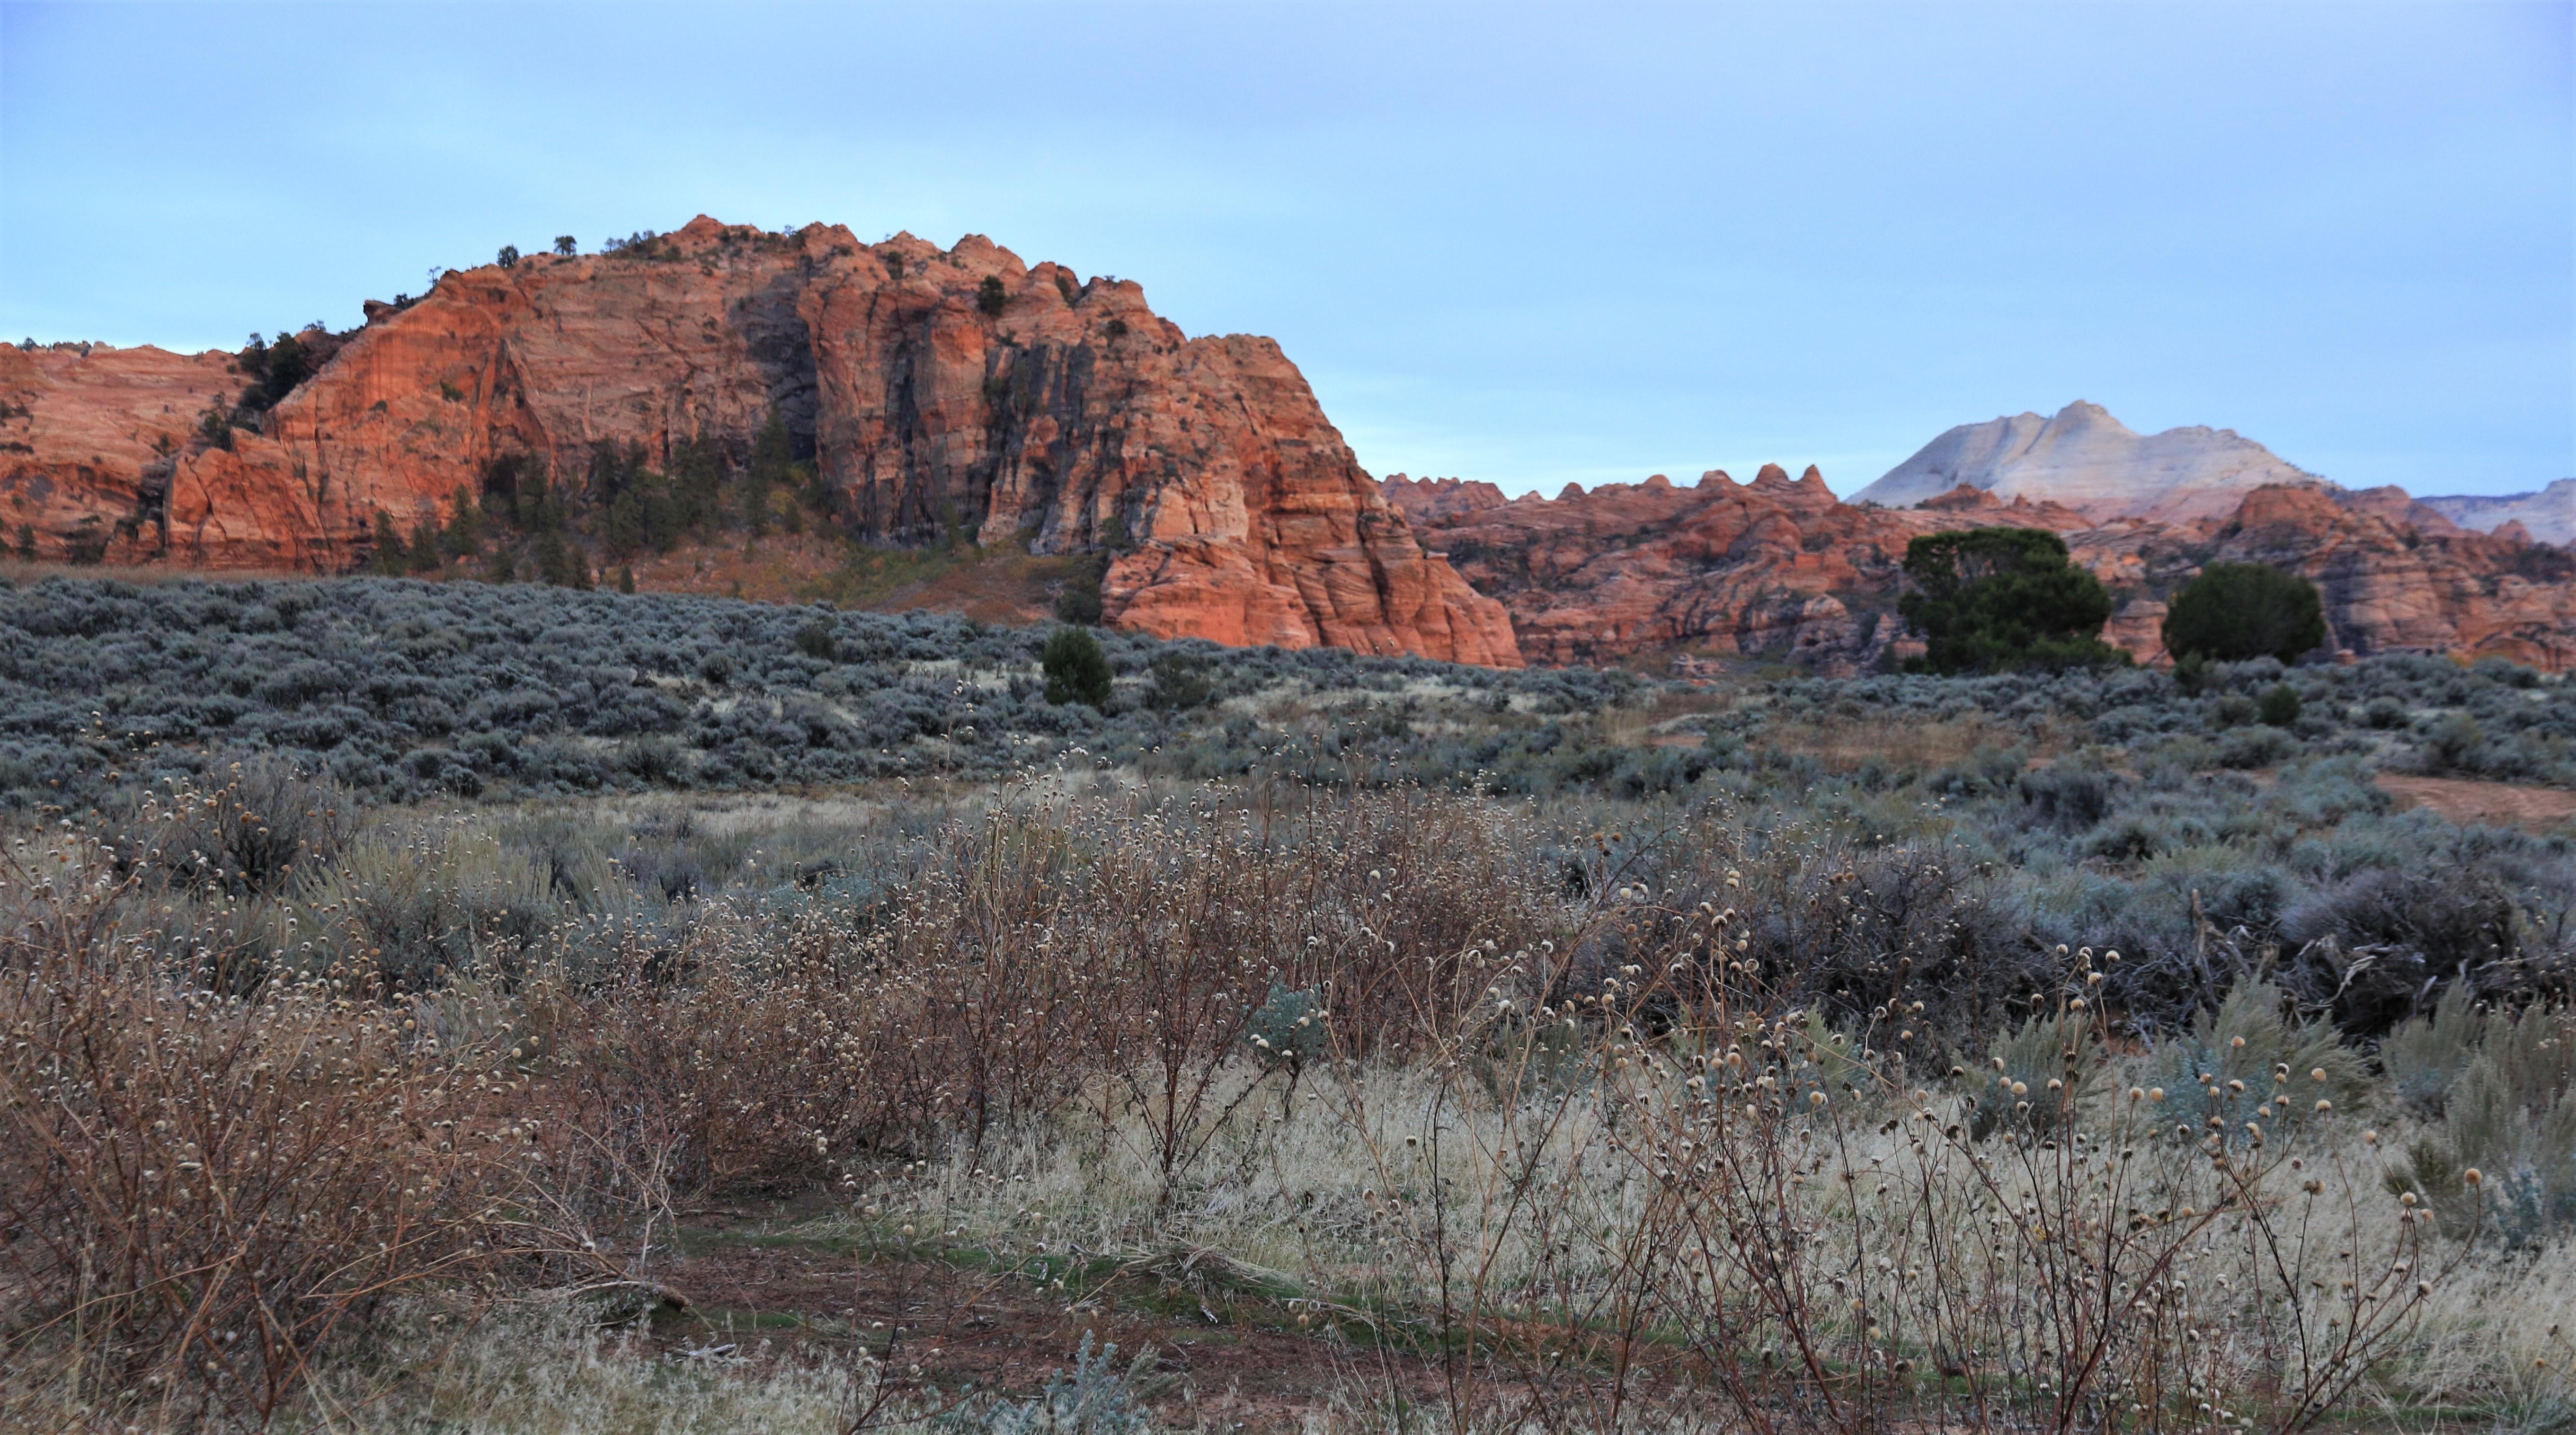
<box><xmin>370</xmin><ymin>513</ymin><xmax>408</xmax><ymax>576</ymax></box>
<box><xmin>746</xmin><ymin>409</ymin><xmax>794</xmax><ymax>541</ymax></box>
<box><xmin>442</xmin><ymin>487</ymin><xmax>483</xmax><ymax>558</ymax></box>
<box><xmin>534</xmin><ymin>526</ymin><xmax>588</xmax><ymax>589</ymax></box>
<box><xmin>406</xmin><ymin>519</ymin><xmax>444</xmax><ymax>575</ymax></box>
<box><xmin>670</xmin><ymin>436</ymin><xmax>722</xmax><ymax>540</ymax></box>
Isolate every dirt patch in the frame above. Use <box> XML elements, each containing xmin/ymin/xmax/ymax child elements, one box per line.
<box><xmin>642</xmin><ymin>1214</ymin><xmax>1444</xmax><ymax>1431</ymax></box>
<box><xmin>2377</xmin><ymin>773</ymin><xmax>2576</xmax><ymax>833</ymax></box>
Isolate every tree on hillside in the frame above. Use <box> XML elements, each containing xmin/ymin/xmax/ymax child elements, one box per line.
<box><xmin>1898</xmin><ymin>527</ymin><xmax>2125</xmax><ymax>674</ymax></box>
<box><xmin>2163</xmin><ymin>561</ymin><xmax>2327</xmax><ymax>664</ymax></box>
<box><xmin>370</xmin><ymin>512</ymin><xmax>408</xmax><ymax>576</ymax></box>
<box><xmin>1042</xmin><ymin>626</ymin><xmax>1113</xmax><ymax>707</ymax></box>
<box><xmin>406</xmin><ymin>518</ymin><xmax>444</xmax><ymax>575</ymax></box>
<box><xmin>746</xmin><ymin>409</ymin><xmax>798</xmax><ymax>540</ymax></box>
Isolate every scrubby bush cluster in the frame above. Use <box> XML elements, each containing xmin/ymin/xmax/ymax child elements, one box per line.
<box><xmin>9</xmin><ymin>768</ymin><xmax>2573</xmax><ymax>1431</ymax></box>
<box><xmin>8</xmin><ymin>576</ymin><xmax>2572</xmax><ymax>815</ymax></box>
<box><xmin>0</xmin><ymin>576</ymin><xmax>1649</xmax><ymax>810</ymax></box>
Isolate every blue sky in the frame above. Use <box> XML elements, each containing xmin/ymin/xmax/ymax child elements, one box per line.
<box><xmin>3</xmin><ymin>1</ymin><xmax>2568</xmax><ymax>497</ymax></box>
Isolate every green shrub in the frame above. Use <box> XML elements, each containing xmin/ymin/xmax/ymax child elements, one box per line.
<box><xmin>2258</xmin><ymin>683</ymin><xmax>2303</xmax><ymax>727</ymax></box>
<box><xmin>2163</xmin><ymin>562</ymin><xmax>2327</xmax><ymax>664</ymax></box>
<box><xmin>976</xmin><ymin>275</ymin><xmax>1008</xmax><ymax>318</ymax></box>
<box><xmin>1897</xmin><ymin>528</ymin><xmax>2123</xmax><ymax>674</ymax></box>
<box><xmin>1042</xmin><ymin>627</ymin><xmax>1112</xmax><ymax>707</ymax></box>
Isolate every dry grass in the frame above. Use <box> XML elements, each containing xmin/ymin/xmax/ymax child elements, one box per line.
<box><xmin>6</xmin><ymin>776</ymin><xmax>2575</xmax><ymax>1431</ymax></box>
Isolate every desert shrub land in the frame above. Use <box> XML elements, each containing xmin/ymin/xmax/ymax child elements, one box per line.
<box><xmin>7</xmin><ymin>576</ymin><xmax>2576</xmax><ymax>1432</ymax></box>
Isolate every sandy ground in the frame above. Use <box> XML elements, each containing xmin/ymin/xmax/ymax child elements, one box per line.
<box><xmin>643</xmin><ymin>1210</ymin><xmax>1454</xmax><ymax>1431</ymax></box>
<box><xmin>2376</xmin><ymin>773</ymin><xmax>2576</xmax><ymax>833</ymax></box>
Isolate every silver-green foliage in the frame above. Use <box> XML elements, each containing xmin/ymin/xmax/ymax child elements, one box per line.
<box><xmin>2130</xmin><ymin>980</ymin><xmax>2370</xmax><ymax>1141</ymax></box>
<box><xmin>937</xmin><ymin>1335</ymin><xmax>1160</xmax><ymax>1435</ymax></box>
<box><xmin>2391</xmin><ymin>1001</ymin><xmax>2576</xmax><ymax>1245</ymax></box>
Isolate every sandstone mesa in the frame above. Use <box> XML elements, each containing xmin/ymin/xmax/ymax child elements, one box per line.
<box><xmin>0</xmin><ymin>217</ymin><xmax>1519</xmax><ymax>667</ymax></box>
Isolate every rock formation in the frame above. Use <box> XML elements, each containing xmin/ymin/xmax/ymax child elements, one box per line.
<box><xmin>1381</xmin><ymin>474</ymin><xmax>1510</xmax><ymax>523</ymax></box>
<box><xmin>2329</xmin><ymin>485</ymin><xmax>2467</xmax><ymax>538</ymax></box>
<box><xmin>2166</xmin><ymin>485</ymin><xmax>2576</xmax><ymax>669</ymax></box>
<box><xmin>2417</xmin><ymin>479</ymin><xmax>2576</xmax><ymax>546</ymax></box>
<box><xmin>0</xmin><ymin>344</ymin><xmax>240</xmax><ymax>561</ymax></box>
<box><xmin>1397</xmin><ymin>464</ymin><xmax>2079</xmax><ymax>669</ymax></box>
<box><xmin>1398</xmin><ymin>469</ymin><xmax>2576</xmax><ymax>673</ymax></box>
<box><xmin>2</xmin><ymin>217</ymin><xmax>1518</xmax><ymax>667</ymax></box>
<box><xmin>1851</xmin><ymin>400</ymin><xmax>2327</xmax><ymax>522</ymax></box>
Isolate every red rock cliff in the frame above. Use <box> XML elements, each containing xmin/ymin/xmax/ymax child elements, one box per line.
<box><xmin>4</xmin><ymin>217</ymin><xmax>1518</xmax><ymax>667</ymax></box>
<box><xmin>1401</xmin><ymin>470</ymin><xmax>2576</xmax><ymax>672</ymax></box>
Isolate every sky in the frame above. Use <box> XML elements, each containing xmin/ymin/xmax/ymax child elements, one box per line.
<box><xmin>2</xmin><ymin>1</ymin><xmax>2569</xmax><ymax>498</ymax></box>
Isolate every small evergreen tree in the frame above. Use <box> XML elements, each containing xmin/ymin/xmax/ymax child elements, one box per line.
<box><xmin>1041</xmin><ymin>626</ymin><xmax>1113</xmax><ymax>707</ymax></box>
<box><xmin>746</xmin><ymin>409</ymin><xmax>795</xmax><ymax>540</ymax></box>
<box><xmin>617</xmin><ymin>565</ymin><xmax>636</xmax><ymax>594</ymax></box>
<box><xmin>553</xmin><ymin>235</ymin><xmax>577</xmax><ymax>257</ymax></box>
<box><xmin>1898</xmin><ymin>527</ymin><xmax>2123</xmax><ymax>673</ymax></box>
<box><xmin>370</xmin><ymin>512</ymin><xmax>408</xmax><ymax>575</ymax></box>
<box><xmin>669</xmin><ymin>436</ymin><xmax>723</xmax><ymax>539</ymax></box>
<box><xmin>977</xmin><ymin>275</ymin><xmax>1008</xmax><ymax>317</ymax></box>
<box><xmin>13</xmin><ymin>523</ymin><xmax>33</xmax><ymax>561</ymax></box>
<box><xmin>442</xmin><ymin>486</ymin><xmax>483</xmax><ymax>557</ymax></box>
<box><xmin>2163</xmin><ymin>562</ymin><xmax>2328</xmax><ymax>664</ymax></box>
<box><xmin>406</xmin><ymin>518</ymin><xmax>444</xmax><ymax>574</ymax></box>
<box><xmin>497</xmin><ymin>244</ymin><xmax>521</xmax><ymax>268</ymax></box>
<box><xmin>534</xmin><ymin>527</ymin><xmax>584</xmax><ymax>588</ymax></box>
<box><xmin>2259</xmin><ymin>683</ymin><xmax>2304</xmax><ymax>727</ymax></box>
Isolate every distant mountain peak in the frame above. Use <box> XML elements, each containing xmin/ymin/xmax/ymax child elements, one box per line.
<box><xmin>2419</xmin><ymin>479</ymin><xmax>2576</xmax><ymax>546</ymax></box>
<box><xmin>1849</xmin><ymin>402</ymin><xmax>2322</xmax><ymax>523</ymax></box>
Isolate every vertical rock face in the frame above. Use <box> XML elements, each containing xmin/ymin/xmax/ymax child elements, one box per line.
<box><xmin>0</xmin><ymin>344</ymin><xmax>239</xmax><ymax>559</ymax></box>
<box><xmin>3</xmin><ymin>217</ymin><xmax>1518</xmax><ymax>667</ymax></box>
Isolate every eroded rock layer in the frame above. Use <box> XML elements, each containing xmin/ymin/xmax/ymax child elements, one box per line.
<box><xmin>1393</xmin><ymin>470</ymin><xmax>2576</xmax><ymax>673</ymax></box>
<box><xmin>4</xmin><ymin>218</ymin><xmax>1518</xmax><ymax>667</ymax></box>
